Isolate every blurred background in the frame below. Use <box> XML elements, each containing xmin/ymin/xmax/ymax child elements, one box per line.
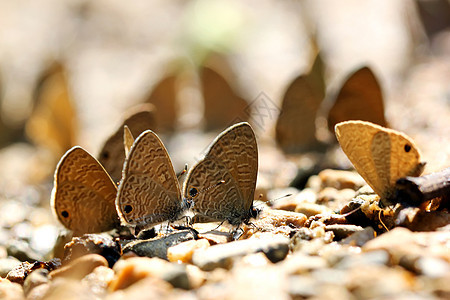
<box><xmin>0</xmin><ymin>0</ymin><xmax>449</xmax><ymax>256</ymax></box>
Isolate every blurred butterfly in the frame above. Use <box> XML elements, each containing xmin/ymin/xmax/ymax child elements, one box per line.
<box><xmin>326</xmin><ymin>66</ymin><xmax>387</xmax><ymax>133</ymax></box>
<box><xmin>335</xmin><ymin>120</ymin><xmax>425</xmax><ymax>205</ymax></box>
<box><xmin>200</xmin><ymin>65</ymin><xmax>249</xmax><ymax>131</ymax></box>
<box><xmin>183</xmin><ymin>122</ymin><xmax>259</xmax><ymax>229</ymax></box>
<box><xmin>116</xmin><ymin>130</ymin><xmax>191</xmax><ymax>232</ymax></box>
<box><xmin>51</xmin><ymin>146</ymin><xmax>119</xmax><ymax>235</ymax></box>
<box><xmin>275</xmin><ymin>53</ymin><xmax>326</xmax><ymax>153</ymax></box>
<box><xmin>98</xmin><ymin>104</ymin><xmax>156</xmax><ymax>183</ymax></box>
<box><xmin>145</xmin><ymin>73</ymin><xmax>178</xmax><ymax>133</ymax></box>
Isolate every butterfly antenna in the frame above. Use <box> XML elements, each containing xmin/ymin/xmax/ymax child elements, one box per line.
<box><xmin>378</xmin><ymin>209</ymin><xmax>389</xmax><ymax>232</ymax></box>
<box><xmin>255</xmin><ymin>193</ymin><xmax>293</xmax><ymax>208</ymax></box>
<box><xmin>176</xmin><ymin>164</ymin><xmax>188</xmax><ymax>179</ymax></box>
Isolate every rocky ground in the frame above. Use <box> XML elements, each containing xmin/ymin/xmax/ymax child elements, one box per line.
<box><xmin>0</xmin><ymin>1</ymin><xmax>449</xmax><ymax>299</ymax></box>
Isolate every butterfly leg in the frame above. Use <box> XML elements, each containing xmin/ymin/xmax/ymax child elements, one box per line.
<box><xmin>231</xmin><ymin>227</ymin><xmax>244</xmax><ymax>240</ymax></box>
<box><xmin>212</xmin><ymin>220</ymin><xmax>226</xmax><ymax>231</ymax></box>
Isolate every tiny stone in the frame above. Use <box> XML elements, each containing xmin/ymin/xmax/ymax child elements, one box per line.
<box><xmin>82</xmin><ymin>266</ymin><xmax>115</xmax><ymax>298</ymax></box>
<box><xmin>49</xmin><ymin>254</ymin><xmax>108</xmax><ymax>280</ymax></box>
<box><xmin>23</xmin><ymin>269</ymin><xmax>49</xmax><ymax>296</ymax></box>
<box><xmin>281</xmin><ymin>252</ymin><xmax>328</xmax><ymax>274</ymax></box>
<box><xmin>295</xmin><ymin>202</ymin><xmax>333</xmax><ymax>217</ymax></box>
<box><xmin>305</xmin><ymin>175</ymin><xmax>322</xmax><ymax>192</ymax></box>
<box><xmin>416</xmin><ymin>257</ymin><xmax>450</xmax><ymax>278</ymax></box>
<box><xmin>122</xmin><ymin>230</ymin><xmax>196</xmax><ymax>260</ymax></box>
<box><xmin>317</xmin><ymin>187</ymin><xmax>356</xmax><ymax>210</ymax></box>
<box><xmin>110</xmin><ymin>257</ymin><xmax>189</xmax><ymax>290</ymax></box>
<box><xmin>167</xmin><ymin>239</ymin><xmax>210</xmax><ymax>263</ymax></box>
<box><xmin>288</xmin><ymin>275</ymin><xmax>318</xmax><ymax>298</ymax></box>
<box><xmin>25</xmin><ymin>283</ymin><xmax>49</xmax><ymax>300</ymax></box>
<box><xmin>310</xmin><ymin>268</ymin><xmax>347</xmax><ymax>285</ymax></box>
<box><xmin>325</xmin><ymin>224</ymin><xmax>365</xmax><ymax>240</ymax></box>
<box><xmin>185</xmin><ymin>264</ymin><xmax>206</xmax><ymax>289</ymax></box>
<box><xmin>318</xmin><ymin>169</ymin><xmax>365</xmax><ymax>190</ymax></box>
<box><xmin>0</xmin><ymin>257</ymin><xmax>21</xmax><ymax>278</ymax></box>
<box><xmin>341</xmin><ymin>226</ymin><xmax>376</xmax><ymax>247</ymax></box>
<box><xmin>0</xmin><ymin>278</ymin><xmax>24</xmax><ymax>300</ymax></box>
<box><xmin>6</xmin><ymin>240</ymin><xmax>42</xmax><ymax>262</ymax></box>
<box><xmin>62</xmin><ymin>234</ymin><xmax>120</xmax><ymax>267</ymax></box>
<box><xmin>192</xmin><ymin>235</ymin><xmax>289</xmax><ymax>271</ymax></box>
<box><xmin>334</xmin><ymin>250</ymin><xmax>390</xmax><ymax>270</ymax></box>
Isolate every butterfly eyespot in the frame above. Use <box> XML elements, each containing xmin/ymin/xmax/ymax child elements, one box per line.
<box><xmin>124</xmin><ymin>205</ymin><xmax>133</xmax><ymax>214</ymax></box>
<box><xmin>61</xmin><ymin>211</ymin><xmax>69</xmax><ymax>218</ymax></box>
<box><xmin>189</xmin><ymin>187</ymin><xmax>198</xmax><ymax>198</ymax></box>
<box><xmin>404</xmin><ymin>144</ymin><xmax>411</xmax><ymax>153</ymax></box>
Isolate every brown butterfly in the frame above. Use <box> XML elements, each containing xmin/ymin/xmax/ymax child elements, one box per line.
<box><xmin>51</xmin><ymin>147</ymin><xmax>119</xmax><ymax>235</ymax></box>
<box><xmin>116</xmin><ymin>130</ymin><xmax>191</xmax><ymax>231</ymax></box>
<box><xmin>183</xmin><ymin>122</ymin><xmax>259</xmax><ymax>228</ymax></box>
<box><xmin>326</xmin><ymin>66</ymin><xmax>387</xmax><ymax>133</ymax></box>
<box><xmin>200</xmin><ymin>64</ymin><xmax>249</xmax><ymax>131</ymax></box>
<box><xmin>98</xmin><ymin>104</ymin><xmax>156</xmax><ymax>183</ymax></box>
<box><xmin>335</xmin><ymin>120</ymin><xmax>425</xmax><ymax>204</ymax></box>
<box><xmin>275</xmin><ymin>53</ymin><xmax>326</xmax><ymax>153</ymax></box>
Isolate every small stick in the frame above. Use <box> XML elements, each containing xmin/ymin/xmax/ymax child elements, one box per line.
<box><xmin>394</xmin><ymin>167</ymin><xmax>450</xmax><ymax>207</ymax></box>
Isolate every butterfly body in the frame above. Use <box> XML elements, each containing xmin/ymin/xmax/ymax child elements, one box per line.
<box><xmin>116</xmin><ymin>130</ymin><xmax>189</xmax><ymax>230</ymax></box>
<box><xmin>184</xmin><ymin>122</ymin><xmax>258</xmax><ymax>227</ymax></box>
<box><xmin>51</xmin><ymin>147</ymin><xmax>119</xmax><ymax>235</ymax></box>
<box><xmin>335</xmin><ymin>121</ymin><xmax>425</xmax><ymax>201</ymax></box>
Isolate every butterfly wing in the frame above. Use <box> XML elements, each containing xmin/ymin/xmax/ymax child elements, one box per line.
<box><xmin>201</xmin><ymin>66</ymin><xmax>249</xmax><ymax>131</ymax></box>
<box><xmin>98</xmin><ymin>106</ymin><xmax>156</xmax><ymax>183</ymax></box>
<box><xmin>327</xmin><ymin>67</ymin><xmax>387</xmax><ymax>133</ymax></box>
<box><xmin>51</xmin><ymin>147</ymin><xmax>119</xmax><ymax>235</ymax></box>
<box><xmin>116</xmin><ymin>130</ymin><xmax>183</xmax><ymax>228</ymax></box>
<box><xmin>276</xmin><ymin>53</ymin><xmax>326</xmax><ymax>153</ymax></box>
<box><xmin>335</xmin><ymin>121</ymin><xmax>424</xmax><ymax>198</ymax></box>
<box><xmin>184</xmin><ymin>122</ymin><xmax>258</xmax><ymax>225</ymax></box>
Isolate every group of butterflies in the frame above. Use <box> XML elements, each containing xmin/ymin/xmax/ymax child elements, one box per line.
<box><xmin>51</xmin><ymin>119</ymin><xmax>425</xmax><ymax>237</ymax></box>
<box><xmin>51</xmin><ymin>121</ymin><xmax>259</xmax><ymax>236</ymax></box>
<box><xmin>50</xmin><ymin>51</ymin><xmax>427</xmax><ymax>236</ymax></box>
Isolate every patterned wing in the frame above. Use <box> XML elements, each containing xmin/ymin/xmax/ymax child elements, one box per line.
<box><xmin>98</xmin><ymin>106</ymin><xmax>156</xmax><ymax>183</ymax></box>
<box><xmin>116</xmin><ymin>130</ymin><xmax>182</xmax><ymax>228</ymax></box>
<box><xmin>51</xmin><ymin>147</ymin><xmax>119</xmax><ymax>235</ymax></box>
<box><xmin>335</xmin><ymin>121</ymin><xmax>424</xmax><ymax>198</ymax></box>
<box><xmin>327</xmin><ymin>67</ymin><xmax>387</xmax><ymax>133</ymax></box>
<box><xmin>184</xmin><ymin>122</ymin><xmax>258</xmax><ymax>225</ymax></box>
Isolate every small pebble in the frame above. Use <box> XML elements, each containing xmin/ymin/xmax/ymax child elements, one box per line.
<box><xmin>318</xmin><ymin>169</ymin><xmax>365</xmax><ymax>190</ymax></box>
<box><xmin>122</xmin><ymin>230</ymin><xmax>196</xmax><ymax>260</ymax></box>
<box><xmin>6</xmin><ymin>240</ymin><xmax>42</xmax><ymax>262</ymax></box>
<box><xmin>363</xmin><ymin>227</ymin><xmax>450</xmax><ymax>262</ymax></box>
<box><xmin>325</xmin><ymin>224</ymin><xmax>365</xmax><ymax>240</ymax></box>
<box><xmin>110</xmin><ymin>257</ymin><xmax>189</xmax><ymax>290</ymax></box>
<box><xmin>0</xmin><ymin>278</ymin><xmax>24</xmax><ymax>300</ymax></box>
<box><xmin>0</xmin><ymin>257</ymin><xmax>21</xmax><ymax>278</ymax></box>
<box><xmin>341</xmin><ymin>226</ymin><xmax>376</xmax><ymax>247</ymax></box>
<box><xmin>281</xmin><ymin>252</ymin><xmax>328</xmax><ymax>274</ymax></box>
<box><xmin>288</xmin><ymin>275</ymin><xmax>318</xmax><ymax>298</ymax></box>
<box><xmin>49</xmin><ymin>254</ymin><xmax>108</xmax><ymax>280</ymax></box>
<box><xmin>192</xmin><ymin>234</ymin><xmax>289</xmax><ymax>271</ymax></box>
<box><xmin>62</xmin><ymin>234</ymin><xmax>120</xmax><ymax>267</ymax></box>
<box><xmin>23</xmin><ymin>269</ymin><xmax>49</xmax><ymax>296</ymax></box>
<box><xmin>295</xmin><ymin>202</ymin><xmax>333</xmax><ymax>217</ymax></box>
<box><xmin>6</xmin><ymin>259</ymin><xmax>60</xmax><ymax>285</ymax></box>
<box><xmin>334</xmin><ymin>250</ymin><xmax>390</xmax><ymax>269</ymax></box>
<box><xmin>167</xmin><ymin>239</ymin><xmax>210</xmax><ymax>263</ymax></box>
<box><xmin>82</xmin><ymin>266</ymin><xmax>115</xmax><ymax>298</ymax></box>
